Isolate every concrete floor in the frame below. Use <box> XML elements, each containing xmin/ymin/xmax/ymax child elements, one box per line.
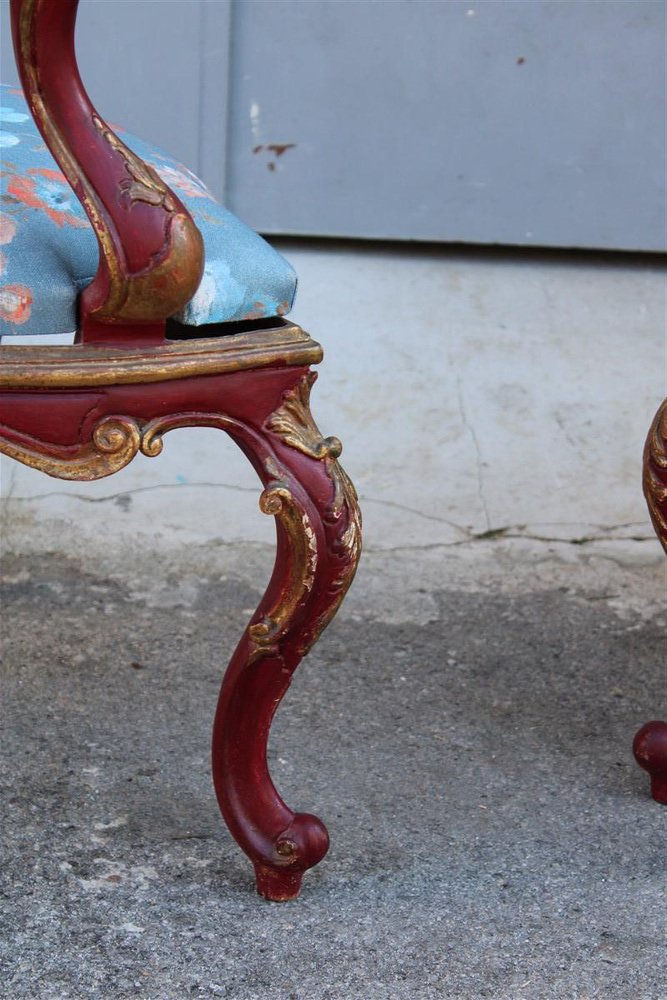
<box><xmin>1</xmin><ymin>546</ymin><xmax>665</xmax><ymax>1000</ymax></box>
<box><xmin>1</xmin><ymin>243</ymin><xmax>665</xmax><ymax>998</ymax></box>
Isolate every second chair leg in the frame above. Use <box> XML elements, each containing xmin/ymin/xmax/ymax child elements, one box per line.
<box><xmin>634</xmin><ymin>399</ymin><xmax>667</xmax><ymax>803</ymax></box>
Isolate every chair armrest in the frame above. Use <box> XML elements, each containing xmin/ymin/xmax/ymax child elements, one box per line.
<box><xmin>10</xmin><ymin>0</ymin><xmax>204</xmax><ymax>341</ymax></box>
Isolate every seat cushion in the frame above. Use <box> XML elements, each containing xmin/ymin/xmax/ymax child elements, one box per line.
<box><xmin>0</xmin><ymin>84</ymin><xmax>297</xmax><ymax>336</ymax></box>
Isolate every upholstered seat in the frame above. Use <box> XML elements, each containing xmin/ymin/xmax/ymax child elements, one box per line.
<box><xmin>0</xmin><ymin>83</ymin><xmax>297</xmax><ymax>337</ymax></box>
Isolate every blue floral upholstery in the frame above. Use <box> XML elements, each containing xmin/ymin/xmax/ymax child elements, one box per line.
<box><xmin>0</xmin><ymin>84</ymin><xmax>297</xmax><ymax>336</ymax></box>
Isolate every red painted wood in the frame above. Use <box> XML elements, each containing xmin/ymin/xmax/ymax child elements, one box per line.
<box><xmin>633</xmin><ymin>721</ymin><xmax>667</xmax><ymax>804</ymax></box>
<box><xmin>210</xmin><ymin>430</ymin><xmax>354</xmax><ymax>900</ymax></box>
<box><xmin>0</xmin><ymin>364</ymin><xmax>359</xmax><ymax>899</ymax></box>
<box><xmin>0</xmin><ymin>391</ymin><xmax>105</xmax><ymax>445</ymax></box>
<box><xmin>0</xmin><ymin>368</ymin><xmax>311</xmax><ymax>444</ymax></box>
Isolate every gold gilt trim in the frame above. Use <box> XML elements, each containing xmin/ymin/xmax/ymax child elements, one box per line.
<box><xmin>266</xmin><ymin>372</ymin><xmax>342</xmax><ymax>460</ymax></box>
<box><xmin>301</xmin><ymin>463</ymin><xmax>362</xmax><ymax>656</ymax></box>
<box><xmin>0</xmin><ymin>415</ymin><xmax>141</xmax><ymax>481</ymax></box>
<box><xmin>643</xmin><ymin>399</ymin><xmax>667</xmax><ymax>547</ymax></box>
<box><xmin>0</xmin><ymin>326</ymin><xmax>322</xmax><ymax>388</ymax></box>
<box><xmin>267</xmin><ymin>373</ymin><xmax>362</xmax><ymax>654</ymax></box>
<box><xmin>248</xmin><ymin>479</ymin><xmax>319</xmax><ymax>662</ymax></box>
<box><xmin>92</xmin><ymin>115</ymin><xmax>177</xmax><ymax>211</ymax></box>
<box><xmin>139</xmin><ymin>390</ymin><xmax>361</xmax><ymax>667</ymax></box>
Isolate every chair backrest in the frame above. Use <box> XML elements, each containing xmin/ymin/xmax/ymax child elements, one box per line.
<box><xmin>10</xmin><ymin>0</ymin><xmax>204</xmax><ymax>345</ymax></box>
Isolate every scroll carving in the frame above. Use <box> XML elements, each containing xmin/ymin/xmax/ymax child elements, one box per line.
<box><xmin>0</xmin><ymin>415</ymin><xmax>141</xmax><ymax>481</ymax></box>
<box><xmin>248</xmin><ymin>480</ymin><xmax>318</xmax><ymax>662</ymax></box>
<box><xmin>267</xmin><ymin>371</ymin><xmax>343</xmax><ymax>460</ymax></box>
<box><xmin>92</xmin><ymin>115</ymin><xmax>177</xmax><ymax>211</ymax></box>
<box><xmin>267</xmin><ymin>372</ymin><xmax>362</xmax><ymax>653</ymax></box>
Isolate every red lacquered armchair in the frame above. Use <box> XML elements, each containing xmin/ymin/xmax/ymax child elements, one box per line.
<box><xmin>0</xmin><ymin>0</ymin><xmax>361</xmax><ymax>900</ymax></box>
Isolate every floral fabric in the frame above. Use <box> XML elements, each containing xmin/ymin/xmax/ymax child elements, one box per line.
<box><xmin>0</xmin><ymin>84</ymin><xmax>297</xmax><ymax>336</ymax></box>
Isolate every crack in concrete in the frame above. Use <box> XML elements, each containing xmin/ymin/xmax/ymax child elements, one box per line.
<box><xmin>360</xmin><ymin>496</ymin><xmax>470</xmax><ymax>535</ymax></box>
<box><xmin>364</xmin><ymin>532</ymin><xmax>655</xmax><ymax>554</ymax></box>
<box><xmin>3</xmin><ymin>481</ymin><xmax>471</xmax><ymax>533</ymax></box>
<box><xmin>1</xmin><ymin>484</ymin><xmax>652</xmax><ymax>549</ymax></box>
<box><xmin>554</xmin><ymin>412</ymin><xmax>581</xmax><ymax>454</ymax></box>
<box><xmin>456</xmin><ymin>377</ymin><xmax>491</xmax><ymax>532</ymax></box>
<box><xmin>0</xmin><ymin>481</ymin><xmax>260</xmax><ymax>504</ymax></box>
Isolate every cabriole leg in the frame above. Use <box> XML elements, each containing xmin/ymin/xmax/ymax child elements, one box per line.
<box><xmin>209</xmin><ymin>373</ymin><xmax>362</xmax><ymax>899</ymax></box>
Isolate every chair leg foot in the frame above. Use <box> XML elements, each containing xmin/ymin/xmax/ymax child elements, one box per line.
<box><xmin>253</xmin><ymin>863</ymin><xmax>305</xmax><ymax>902</ymax></box>
<box><xmin>633</xmin><ymin>721</ymin><xmax>667</xmax><ymax>804</ymax></box>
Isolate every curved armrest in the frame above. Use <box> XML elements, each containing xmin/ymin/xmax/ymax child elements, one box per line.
<box><xmin>10</xmin><ymin>0</ymin><xmax>204</xmax><ymax>341</ymax></box>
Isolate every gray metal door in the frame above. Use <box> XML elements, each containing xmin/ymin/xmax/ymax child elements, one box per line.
<box><xmin>2</xmin><ymin>0</ymin><xmax>665</xmax><ymax>251</ymax></box>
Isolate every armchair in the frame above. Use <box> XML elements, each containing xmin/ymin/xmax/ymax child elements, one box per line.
<box><xmin>0</xmin><ymin>0</ymin><xmax>361</xmax><ymax>900</ymax></box>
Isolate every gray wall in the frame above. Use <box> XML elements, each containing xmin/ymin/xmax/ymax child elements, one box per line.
<box><xmin>1</xmin><ymin>0</ymin><xmax>232</xmax><ymax>193</ymax></box>
<box><xmin>2</xmin><ymin>0</ymin><xmax>665</xmax><ymax>251</ymax></box>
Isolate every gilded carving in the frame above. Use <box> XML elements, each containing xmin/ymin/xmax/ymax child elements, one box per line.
<box><xmin>643</xmin><ymin>399</ymin><xmax>667</xmax><ymax>546</ymax></box>
<box><xmin>137</xmin><ymin>411</ymin><xmax>326</xmax><ymax>665</ymax></box>
<box><xmin>137</xmin><ymin>381</ymin><xmax>362</xmax><ymax>666</ymax></box>
<box><xmin>267</xmin><ymin>372</ymin><xmax>342</xmax><ymax>460</ymax></box>
<box><xmin>300</xmin><ymin>478</ymin><xmax>362</xmax><ymax>658</ymax></box>
<box><xmin>266</xmin><ymin>373</ymin><xmax>362</xmax><ymax>654</ymax></box>
<box><xmin>92</xmin><ymin>115</ymin><xmax>177</xmax><ymax>211</ymax></box>
<box><xmin>0</xmin><ymin>414</ymin><xmax>141</xmax><ymax>481</ymax></box>
<box><xmin>248</xmin><ymin>480</ymin><xmax>319</xmax><ymax>661</ymax></box>
<box><xmin>0</xmin><ymin>326</ymin><xmax>322</xmax><ymax>389</ymax></box>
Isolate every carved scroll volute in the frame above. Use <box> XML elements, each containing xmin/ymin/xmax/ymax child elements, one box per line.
<box><xmin>11</xmin><ymin>0</ymin><xmax>204</xmax><ymax>340</ymax></box>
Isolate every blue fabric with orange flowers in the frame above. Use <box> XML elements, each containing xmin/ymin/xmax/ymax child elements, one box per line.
<box><xmin>0</xmin><ymin>84</ymin><xmax>297</xmax><ymax>336</ymax></box>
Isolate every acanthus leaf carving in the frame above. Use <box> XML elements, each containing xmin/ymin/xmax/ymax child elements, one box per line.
<box><xmin>266</xmin><ymin>371</ymin><xmax>342</xmax><ymax>461</ymax></box>
<box><xmin>265</xmin><ymin>373</ymin><xmax>362</xmax><ymax>654</ymax></box>
<box><xmin>92</xmin><ymin>114</ymin><xmax>177</xmax><ymax>212</ymax></box>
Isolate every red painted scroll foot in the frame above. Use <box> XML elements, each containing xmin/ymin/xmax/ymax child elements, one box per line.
<box><xmin>209</xmin><ymin>372</ymin><xmax>361</xmax><ymax>900</ymax></box>
<box><xmin>633</xmin><ymin>721</ymin><xmax>667</xmax><ymax>804</ymax></box>
<box><xmin>252</xmin><ymin>811</ymin><xmax>330</xmax><ymax>901</ymax></box>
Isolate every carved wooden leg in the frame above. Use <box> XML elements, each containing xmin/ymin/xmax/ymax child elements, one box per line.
<box><xmin>204</xmin><ymin>372</ymin><xmax>362</xmax><ymax>900</ymax></box>
<box><xmin>634</xmin><ymin>399</ymin><xmax>667</xmax><ymax>803</ymax></box>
